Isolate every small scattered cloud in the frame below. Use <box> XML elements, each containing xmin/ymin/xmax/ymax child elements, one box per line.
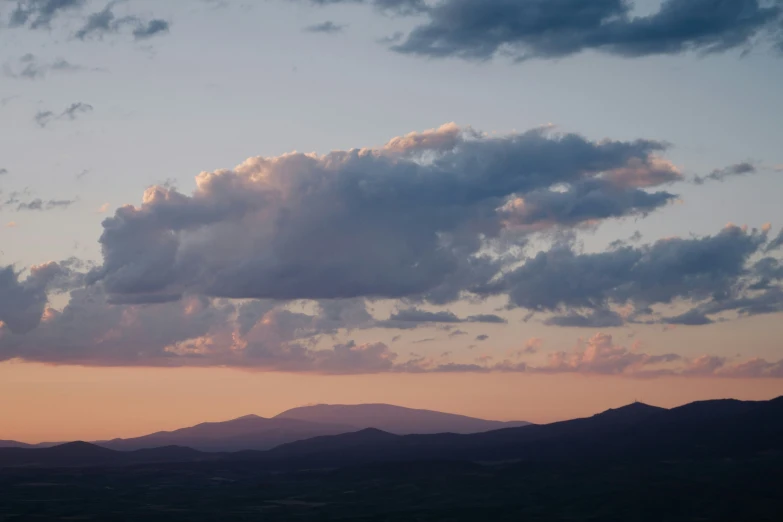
<box><xmin>378</xmin><ymin>307</ymin><xmax>506</xmax><ymax>329</ymax></box>
<box><xmin>75</xmin><ymin>3</ymin><xmax>169</xmax><ymax>41</ymax></box>
<box><xmin>304</xmin><ymin>20</ymin><xmax>345</xmax><ymax>34</ymax></box>
<box><xmin>7</xmin><ymin>0</ymin><xmax>86</xmax><ymax>30</ymax></box>
<box><xmin>17</xmin><ymin>198</ymin><xmax>77</xmax><ymax>211</ymax></box>
<box><xmin>3</xmin><ymin>54</ymin><xmax>91</xmax><ymax>80</ymax></box>
<box><xmin>0</xmin><ymin>168</ymin><xmax>8</xmax><ymax>176</ymax></box>
<box><xmin>35</xmin><ymin>102</ymin><xmax>93</xmax><ymax>127</ymax></box>
<box><xmin>6</xmin><ymin>222</ymin><xmax>17</xmax><ymax>228</ymax></box>
<box><xmin>694</xmin><ymin>162</ymin><xmax>757</xmax><ymax>185</ymax></box>
<box><xmin>133</xmin><ymin>19</ymin><xmax>170</xmax><ymax>40</ymax></box>
<box><xmin>475</xmin><ymin>334</ymin><xmax>489</xmax><ymax>341</ymax></box>
<box><xmin>97</xmin><ymin>203</ymin><xmax>110</xmax><ymax>213</ymax></box>
<box><xmin>522</xmin><ymin>337</ymin><xmax>543</xmax><ymax>354</ymax></box>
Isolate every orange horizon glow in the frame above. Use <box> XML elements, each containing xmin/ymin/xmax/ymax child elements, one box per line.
<box><xmin>2</xmin><ymin>361</ymin><xmax>781</xmax><ymax>444</ymax></box>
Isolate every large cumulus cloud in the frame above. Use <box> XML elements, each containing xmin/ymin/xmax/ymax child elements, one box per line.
<box><xmin>87</xmin><ymin>123</ymin><xmax>680</xmax><ymax>304</ymax></box>
<box><xmin>388</xmin><ymin>0</ymin><xmax>783</xmax><ymax>61</ymax></box>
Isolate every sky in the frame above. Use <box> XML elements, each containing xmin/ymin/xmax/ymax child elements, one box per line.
<box><xmin>1</xmin><ymin>0</ymin><xmax>783</xmax><ymax>443</ymax></box>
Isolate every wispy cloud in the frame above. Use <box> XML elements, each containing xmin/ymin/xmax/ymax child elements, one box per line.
<box><xmin>303</xmin><ymin>21</ymin><xmax>345</xmax><ymax>34</ymax></box>
<box><xmin>35</xmin><ymin>102</ymin><xmax>93</xmax><ymax>127</ymax></box>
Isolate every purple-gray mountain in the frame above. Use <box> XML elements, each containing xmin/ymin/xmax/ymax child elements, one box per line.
<box><xmin>0</xmin><ymin>404</ymin><xmax>530</xmax><ymax>452</ymax></box>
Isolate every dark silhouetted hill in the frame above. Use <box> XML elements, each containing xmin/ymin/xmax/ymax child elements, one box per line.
<box><xmin>275</xmin><ymin>403</ymin><xmax>531</xmax><ymax>434</ymax></box>
<box><xmin>228</xmin><ymin>395</ymin><xmax>783</xmax><ymax>469</ymax></box>
<box><xmin>0</xmin><ymin>441</ymin><xmax>213</xmax><ymax>468</ymax></box>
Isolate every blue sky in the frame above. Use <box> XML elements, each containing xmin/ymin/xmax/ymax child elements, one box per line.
<box><xmin>1</xmin><ymin>0</ymin><xmax>783</xmax><ymax>380</ymax></box>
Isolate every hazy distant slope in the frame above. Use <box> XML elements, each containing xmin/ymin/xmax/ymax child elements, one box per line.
<box><xmin>96</xmin><ymin>415</ymin><xmax>355</xmax><ymax>451</ymax></box>
<box><xmin>275</xmin><ymin>403</ymin><xmax>531</xmax><ymax>434</ymax></box>
<box><xmin>0</xmin><ymin>440</ymin><xmax>34</xmax><ymax>449</ymax></box>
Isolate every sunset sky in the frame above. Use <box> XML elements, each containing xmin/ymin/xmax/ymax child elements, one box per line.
<box><xmin>2</xmin><ymin>0</ymin><xmax>783</xmax><ymax>443</ymax></box>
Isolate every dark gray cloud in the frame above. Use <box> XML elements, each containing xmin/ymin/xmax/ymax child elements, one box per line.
<box><xmin>377</xmin><ymin>307</ymin><xmax>507</xmax><ymax>328</ymax></box>
<box><xmin>499</xmin><ymin>224</ymin><xmax>783</xmax><ymax>326</ymax></box>
<box><xmin>132</xmin><ymin>18</ymin><xmax>169</xmax><ymax>39</ymax></box>
<box><xmin>7</xmin><ymin>0</ymin><xmax>85</xmax><ymax>29</ymax></box>
<box><xmin>694</xmin><ymin>162</ymin><xmax>757</xmax><ymax>184</ymax></box>
<box><xmin>0</xmin><ymin>259</ymin><xmax>83</xmax><ymax>334</ymax></box>
<box><xmin>304</xmin><ymin>20</ymin><xmax>345</xmax><ymax>33</ymax></box>
<box><xmin>475</xmin><ymin>334</ymin><xmax>489</xmax><ymax>341</ymax></box>
<box><xmin>35</xmin><ymin>102</ymin><xmax>92</xmax><ymax>127</ymax></box>
<box><xmin>0</xmin><ymin>168</ymin><xmax>7</xmax><ymax>175</ymax></box>
<box><xmin>465</xmin><ymin>314</ymin><xmax>506</xmax><ymax>324</ymax></box>
<box><xmin>85</xmin><ymin>123</ymin><xmax>682</xmax><ymax>304</ymax></box>
<box><xmin>390</xmin><ymin>0</ymin><xmax>783</xmax><ymax>62</ymax></box>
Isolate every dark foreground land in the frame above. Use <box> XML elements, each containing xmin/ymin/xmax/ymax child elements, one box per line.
<box><xmin>2</xmin><ymin>397</ymin><xmax>782</xmax><ymax>521</ymax></box>
<box><xmin>1</xmin><ymin>453</ymin><xmax>781</xmax><ymax>521</ymax></box>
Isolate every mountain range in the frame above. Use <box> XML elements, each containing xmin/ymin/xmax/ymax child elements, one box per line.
<box><xmin>1</xmin><ymin>396</ymin><xmax>781</xmax><ymax>469</ymax></box>
<box><xmin>0</xmin><ymin>403</ymin><xmax>531</xmax><ymax>452</ymax></box>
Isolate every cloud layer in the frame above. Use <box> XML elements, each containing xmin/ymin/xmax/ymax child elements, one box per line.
<box><xmin>389</xmin><ymin>0</ymin><xmax>783</xmax><ymax>61</ymax></box>
<box><xmin>1</xmin><ymin>124</ymin><xmax>781</xmax><ymax>376</ymax></box>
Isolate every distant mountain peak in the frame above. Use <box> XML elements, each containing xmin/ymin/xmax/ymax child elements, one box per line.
<box><xmin>231</xmin><ymin>414</ymin><xmax>264</xmax><ymax>421</ymax></box>
<box><xmin>593</xmin><ymin>402</ymin><xmax>666</xmax><ymax>422</ymax></box>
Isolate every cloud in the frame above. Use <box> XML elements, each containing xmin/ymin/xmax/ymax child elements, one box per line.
<box><xmin>3</xmin><ymin>54</ymin><xmax>88</xmax><ymax>80</ymax></box>
<box><xmin>7</xmin><ymin>0</ymin><xmax>85</xmax><ymax>29</ymax></box>
<box><xmin>377</xmin><ymin>307</ymin><xmax>507</xmax><ymax>328</ymax></box>
<box><xmin>6</xmin><ymin>222</ymin><xmax>17</xmax><ymax>228</ymax></box>
<box><xmin>544</xmin><ymin>309</ymin><xmax>625</xmax><ymax>328</ymax></box>
<box><xmin>694</xmin><ymin>162</ymin><xmax>757</xmax><ymax>184</ymax></box>
<box><xmin>499</xmin><ymin>224</ymin><xmax>782</xmax><ymax>326</ymax></box>
<box><xmin>75</xmin><ymin>2</ymin><xmax>169</xmax><ymax>41</ymax></box>
<box><xmin>98</xmin><ymin>203</ymin><xmax>110</xmax><ymax>213</ymax></box>
<box><xmin>537</xmin><ymin>333</ymin><xmax>680</xmax><ymax>376</ymax></box>
<box><xmin>16</xmin><ymin>198</ymin><xmax>77</xmax><ymax>211</ymax></box>
<box><xmin>0</xmin><ymin>168</ymin><xmax>7</xmax><ymax>175</ymax></box>
<box><xmin>0</xmin><ymin>259</ymin><xmax>84</xmax><ymax>334</ymax></box>
<box><xmin>3</xmin><ymin>292</ymin><xmax>780</xmax><ymax>376</ymax></box>
<box><xmin>35</xmin><ymin>102</ymin><xmax>92</xmax><ymax>127</ymax></box>
<box><xmin>522</xmin><ymin>337</ymin><xmax>543</xmax><ymax>354</ymax></box>
<box><xmin>304</xmin><ymin>21</ymin><xmax>345</xmax><ymax>34</ymax></box>
<box><xmin>133</xmin><ymin>19</ymin><xmax>169</xmax><ymax>40</ymax></box>
<box><xmin>85</xmin><ymin>123</ymin><xmax>683</xmax><ymax>305</ymax></box>
<box><xmin>0</xmin><ymin>287</ymin><xmax>396</xmax><ymax>373</ymax></box>
<box><xmin>304</xmin><ymin>0</ymin><xmax>428</xmax><ymax>16</ymax></box>
<box><xmin>465</xmin><ymin>314</ymin><xmax>506</xmax><ymax>324</ymax></box>
<box><xmin>390</xmin><ymin>0</ymin><xmax>783</xmax><ymax>62</ymax></box>
<box><xmin>475</xmin><ymin>334</ymin><xmax>489</xmax><ymax>341</ymax></box>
